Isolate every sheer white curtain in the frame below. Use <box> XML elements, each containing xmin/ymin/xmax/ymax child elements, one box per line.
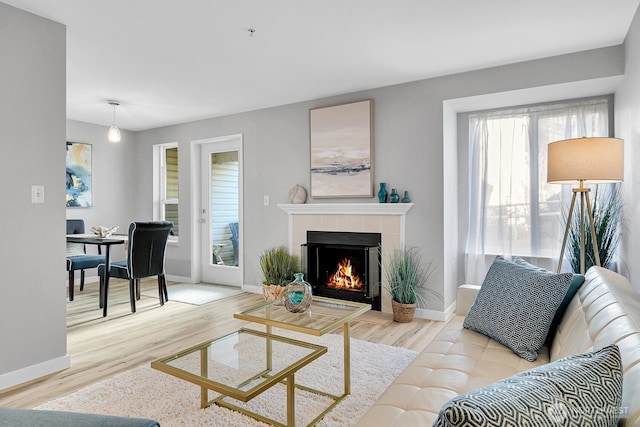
<box><xmin>465</xmin><ymin>99</ymin><xmax>609</xmax><ymax>284</ymax></box>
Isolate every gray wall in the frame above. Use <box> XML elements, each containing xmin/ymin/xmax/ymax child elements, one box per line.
<box><xmin>0</xmin><ymin>3</ymin><xmax>68</xmax><ymax>388</ymax></box>
<box><xmin>133</xmin><ymin>46</ymin><xmax>625</xmax><ymax>311</ymax></box>
<box><xmin>617</xmin><ymin>6</ymin><xmax>640</xmax><ymax>288</ymax></box>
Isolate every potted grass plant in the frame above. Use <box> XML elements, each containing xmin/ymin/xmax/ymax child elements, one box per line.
<box><xmin>259</xmin><ymin>246</ymin><xmax>301</xmax><ymax>301</ymax></box>
<box><xmin>566</xmin><ymin>184</ymin><xmax>623</xmax><ymax>273</ymax></box>
<box><xmin>385</xmin><ymin>247</ymin><xmax>439</xmax><ymax>322</ymax></box>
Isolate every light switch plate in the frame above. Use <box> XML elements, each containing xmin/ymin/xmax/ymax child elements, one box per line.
<box><xmin>32</xmin><ymin>185</ymin><xmax>45</xmax><ymax>204</ymax></box>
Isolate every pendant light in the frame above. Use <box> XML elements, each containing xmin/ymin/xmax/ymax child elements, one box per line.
<box><xmin>107</xmin><ymin>100</ymin><xmax>121</xmax><ymax>143</ymax></box>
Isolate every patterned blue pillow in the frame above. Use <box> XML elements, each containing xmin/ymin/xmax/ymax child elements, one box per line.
<box><xmin>512</xmin><ymin>257</ymin><xmax>585</xmax><ymax>343</ymax></box>
<box><xmin>433</xmin><ymin>345</ymin><xmax>623</xmax><ymax>427</ymax></box>
<box><xmin>464</xmin><ymin>256</ymin><xmax>573</xmax><ymax>361</ymax></box>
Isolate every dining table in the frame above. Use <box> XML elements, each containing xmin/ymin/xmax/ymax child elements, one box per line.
<box><xmin>65</xmin><ymin>233</ymin><xmax>127</xmax><ymax>317</ymax></box>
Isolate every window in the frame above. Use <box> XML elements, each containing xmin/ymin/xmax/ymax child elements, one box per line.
<box><xmin>465</xmin><ymin>98</ymin><xmax>609</xmax><ymax>282</ymax></box>
<box><xmin>154</xmin><ymin>143</ymin><xmax>179</xmax><ymax>238</ymax></box>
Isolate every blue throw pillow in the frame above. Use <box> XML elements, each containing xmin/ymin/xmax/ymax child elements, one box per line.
<box><xmin>433</xmin><ymin>345</ymin><xmax>623</xmax><ymax>427</ymax></box>
<box><xmin>464</xmin><ymin>256</ymin><xmax>573</xmax><ymax>361</ymax></box>
<box><xmin>513</xmin><ymin>257</ymin><xmax>585</xmax><ymax>343</ymax></box>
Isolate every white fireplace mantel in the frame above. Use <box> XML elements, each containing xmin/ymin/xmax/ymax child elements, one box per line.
<box><xmin>278</xmin><ymin>202</ymin><xmax>413</xmax><ymax>315</ymax></box>
<box><xmin>277</xmin><ymin>203</ymin><xmax>413</xmax><ymax>215</ymax></box>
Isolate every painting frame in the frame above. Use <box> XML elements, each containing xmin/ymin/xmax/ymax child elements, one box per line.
<box><xmin>309</xmin><ymin>100</ymin><xmax>374</xmax><ymax>198</ymax></box>
<box><xmin>66</xmin><ymin>141</ymin><xmax>93</xmax><ymax>207</ymax></box>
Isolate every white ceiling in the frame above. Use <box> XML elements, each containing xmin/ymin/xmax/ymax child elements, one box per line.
<box><xmin>4</xmin><ymin>0</ymin><xmax>640</xmax><ymax>131</ymax></box>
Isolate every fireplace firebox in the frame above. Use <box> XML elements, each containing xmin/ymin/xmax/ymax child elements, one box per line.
<box><xmin>302</xmin><ymin>231</ymin><xmax>381</xmax><ymax>311</ymax></box>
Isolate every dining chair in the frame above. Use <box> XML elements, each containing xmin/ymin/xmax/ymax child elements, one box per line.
<box><xmin>66</xmin><ymin>219</ymin><xmax>105</xmax><ymax>301</ymax></box>
<box><xmin>98</xmin><ymin>221</ymin><xmax>173</xmax><ymax>313</ymax></box>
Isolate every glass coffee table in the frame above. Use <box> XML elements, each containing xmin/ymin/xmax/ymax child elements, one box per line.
<box><xmin>234</xmin><ymin>296</ymin><xmax>371</xmax><ymax>422</ymax></box>
<box><xmin>151</xmin><ymin>328</ymin><xmax>327</xmax><ymax>427</ymax></box>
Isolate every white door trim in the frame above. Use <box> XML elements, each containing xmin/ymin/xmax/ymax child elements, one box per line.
<box><xmin>190</xmin><ymin>134</ymin><xmax>244</xmax><ymax>286</ymax></box>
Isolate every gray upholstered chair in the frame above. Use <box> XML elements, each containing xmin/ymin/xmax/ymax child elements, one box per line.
<box><xmin>229</xmin><ymin>222</ymin><xmax>239</xmax><ymax>266</ymax></box>
<box><xmin>66</xmin><ymin>219</ymin><xmax>105</xmax><ymax>301</ymax></box>
<box><xmin>98</xmin><ymin>221</ymin><xmax>173</xmax><ymax>313</ymax></box>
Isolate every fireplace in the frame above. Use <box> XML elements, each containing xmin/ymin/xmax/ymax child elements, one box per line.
<box><xmin>302</xmin><ymin>231</ymin><xmax>381</xmax><ymax>311</ymax></box>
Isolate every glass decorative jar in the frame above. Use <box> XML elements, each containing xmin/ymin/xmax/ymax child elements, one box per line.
<box><xmin>402</xmin><ymin>190</ymin><xmax>411</xmax><ymax>203</ymax></box>
<box><xmin>389</xmin><ymin>188</ymin><xmax>400</xmax><ymax>203</ymax></box>
<box><xmin>282</xmin><ymin>273</ymin><xmax>313</xmax><ymax>313</ymax></box>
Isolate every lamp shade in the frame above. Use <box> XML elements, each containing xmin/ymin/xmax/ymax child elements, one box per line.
<box><xmin>547</xmin><ymin>137</ymin><xmax>624</xmax><ymax>184</ymax></box>
<box><xmin>108</xmin><ymin>125</ymin><xmax>121</xmax><ymax>143</ymax></box>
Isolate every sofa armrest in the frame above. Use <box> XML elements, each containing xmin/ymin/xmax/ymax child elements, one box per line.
<box><xmin>456</xmin><ymin>284</ymin><xmax>480</xmax><ymax>316</ymax></box>
<box><xmin>0</xmin><ymin>407</ymin><xmax>159</xmax><ymax>427</ymax></box>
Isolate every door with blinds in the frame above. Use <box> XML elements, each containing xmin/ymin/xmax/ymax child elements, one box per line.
<box><xmin>199</xmin><ymin>135</ymin><xmax>243</xmax><ymax>286</ymax></box>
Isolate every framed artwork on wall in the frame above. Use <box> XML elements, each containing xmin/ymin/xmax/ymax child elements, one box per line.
<box><xmin>66</xmin><ymin>141</ymin><xmax>92</xmax><ymax>207</ymax></box>
<box><xmin>310</xmin><ymin>100</ymin><xmax>374</xmax><ymax>198</ymax></box>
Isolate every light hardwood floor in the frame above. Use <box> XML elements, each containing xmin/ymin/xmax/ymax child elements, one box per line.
<box><xmin>0</xmin><ymin>278</ymin><xmax>446</xmax><ymax>409</ymax></box>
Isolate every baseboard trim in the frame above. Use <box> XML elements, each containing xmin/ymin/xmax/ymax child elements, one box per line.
<box><xmin>414</xmin><ymin>301</ymin><xmax>456</xmax><ymax>322</ymax></box>
<box><xmin>239</xmin><ymin>284</ymin><xmax>456</xmax><ymax>321</ymax></box>
<box><xmin>69</xmin><ymin>275</ymin><xmax>196</xmax><ymax>285</ymax></box>
<box><xmin>0</xmin><ymin>355</ymin><xmax>70</xmax><ymax>391</ymax></box>
<box><xmin>74</xmin><ymin>279</ymin><xmax>461</xmax><ymax>321</ymax></box>
<box><xmin>242</xmin><ymin>284</ymin><xmax>262</xmax><ymax>294</ymax></box>
<box><xmin>165</xmin><ymin>275</ymin><xmax>193</xmax><ymax>283</ymax></box>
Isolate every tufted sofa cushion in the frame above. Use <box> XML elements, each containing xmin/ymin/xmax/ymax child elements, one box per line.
<box><xmin>551</xmin><ymin>267</ymin><xmax>640</xmax><ymax>426</ymax></box>
<box><xmin>355</xmin><ymin>266</ymin><xmax>640</xmax><ymax>426</ymax></box>
<box><xmin>355</xmin><ymin>317</ymin><xmax>551</xmax><ymax>425</ymax></box>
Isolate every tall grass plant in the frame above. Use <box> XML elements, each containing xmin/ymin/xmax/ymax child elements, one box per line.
<box><xmin>384</xmin><ymin>247</ymin><xmax>439</xmax><ymax>306</ymax></box>
<box><xmin>259</xmin><ymin>246</ymin><xmax>301</xmax><ymax>286</ymax></box>
<box><xmin>565</xmin><ymin>184</ymin><xmax>623</xmax><ymax>273</ymax></box>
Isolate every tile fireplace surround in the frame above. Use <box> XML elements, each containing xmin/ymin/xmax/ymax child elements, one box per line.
<box><xmin>278</xmin><ymin>203</ymin><xmax>413</xmax><ymax>315</ymax></box>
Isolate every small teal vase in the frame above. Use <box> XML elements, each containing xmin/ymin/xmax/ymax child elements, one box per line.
<box><xmin>378</xmin><ymin>182</ymin><xmax>388</xmax><ymax>203</ymax></box>
<box><xmin>390</xmin><ymin>188</ymin><xmax>400</xmax><ymax>203</ymax></box>
<box><xmin>402</xmin><ymin>191</ymin><xmax>411</xmax><ymax>203</ymax></box>
<box><xmin>282</xmin><ymin>273</ymin><xmax>313</xmax><ymax>313</ymax></box>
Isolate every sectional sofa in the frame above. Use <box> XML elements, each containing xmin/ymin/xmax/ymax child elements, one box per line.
<box><xmin>356</xmin><ymin>265</ymin><xmax>640</xmax><ymax>426</ymax></box>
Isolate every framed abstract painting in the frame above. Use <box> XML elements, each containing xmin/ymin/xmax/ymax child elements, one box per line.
<box><xmin>310</xmin><ymin>100</ymin><xmax>374</xmax><ymax>198</ymax></box>
<box><xmin>66</xmin><ymin>142</ymin><xmax>92</xmax><ymax>207</ymax></box>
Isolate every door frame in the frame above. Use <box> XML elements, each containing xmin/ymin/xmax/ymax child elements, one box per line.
<box><xmin>190</xmin><ymin>134</ymin><xmax>244</xmax><ymax>286</ymax></box>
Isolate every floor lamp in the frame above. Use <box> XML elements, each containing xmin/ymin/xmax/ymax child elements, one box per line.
<box><xmin>547</xmin><ymin>137</ymin><xmax>624</xmax><ymax>274</ymax></box>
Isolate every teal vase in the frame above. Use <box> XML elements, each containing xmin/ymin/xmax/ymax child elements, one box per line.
<box><xmin>402</xmin><ymin>191</ymin><xmax>411</xmax><ymax>203</ymax></box>
<box><xmin>282</xmin><ymin>273</ymin><xmax>313</xmax><ymax>313</ymax></box>
<box><xmin>390</xmin><ymin>189</ymin><xmax>400</xmax><ymax>203</ymax></box>
<box><xmin>378</xmin><ymin>182</ymin><xmax>388</xmax><ymax>203</ymax></box>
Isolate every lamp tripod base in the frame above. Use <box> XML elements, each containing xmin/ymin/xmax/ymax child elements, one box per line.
<box><xmin>556</xmin><ymin>185</ymin><xmax>601</xmax><ymax>274</ymax></box>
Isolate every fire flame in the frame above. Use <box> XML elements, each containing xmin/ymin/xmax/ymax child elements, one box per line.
<box><xmin>328</xmin><ymin>258</ymin><xmax>363</xmax><ymax>291</ymax></box>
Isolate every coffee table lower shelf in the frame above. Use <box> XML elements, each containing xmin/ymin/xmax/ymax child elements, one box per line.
<box><xmin>211</xmin><ymin>378</ymin><xmax>346</xmax><ymax>427</ymax></box>
<box><xmin>151</xmin><ymin>328</ymin><xmax>335</xmax><ymax>427</ymax></box>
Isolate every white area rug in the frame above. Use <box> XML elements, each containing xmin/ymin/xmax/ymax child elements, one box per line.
<box><xmin>144</xmin><ymin>283</ymin><xmax>243</xmax><ymax>305</ymax></box>
<box><xmin>37</xmin><ymin>332</ymin><xmax>417</xmax><ymax>426</ymax></box>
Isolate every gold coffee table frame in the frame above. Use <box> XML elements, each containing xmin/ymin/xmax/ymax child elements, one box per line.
<box><xmin>235</xmin><ymin>296</ymin><xmax>371</xmax><ymax>424</ymax></box>
<box><xmin>151</xmin><ymin>328</ymin><xmax>327</xmax><ymax>427</ymax></box>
